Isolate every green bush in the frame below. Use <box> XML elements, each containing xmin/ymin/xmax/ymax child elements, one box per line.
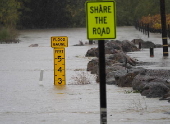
<box><xmin>0</xmin><ymin>27</ymin><xmax>18</xmax><ymax>43</ymax></box>
<box><xmin>0</xmin><ymin>28</ymin><xmax>9</xmax><ymax>41</ymax></box>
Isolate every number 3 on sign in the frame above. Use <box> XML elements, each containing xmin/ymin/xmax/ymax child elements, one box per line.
<box><xmin>58</xmin><ymin>78</ymin><xmax>62</xmax><ymax>84</ymax></box>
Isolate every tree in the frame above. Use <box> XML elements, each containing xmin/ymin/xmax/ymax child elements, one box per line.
<box><xmin>134</xmin><ymin>0</ymin><xmax>160</xmax><ymax>19</ymax></box>
<box><xmin>115</xmin><ymin>0</ymin><xmax>140</xmax><ymax>25</ymax></box>
<box><xmin>19</xmin><ymin>0</ymin><xmax>72</xmax><ymax>29</ymax></box>
<box><xmin>0</xmin><ymin>0</ymin><xmax>21</xmax><ymax>28</ymax></box>
<box><xmin>66</xmin><ymin>0</ymin><xmax>86</xmax><ymax>27</ymax></box>
<box><xmin>17</xmin><ymin>0</ymin><xmax>170</xmax><ymax>28</ymax></box>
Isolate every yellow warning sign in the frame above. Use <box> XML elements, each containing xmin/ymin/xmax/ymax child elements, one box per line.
<box><xmin>86</xmin><ymin>1</ymin><xmax>116</xmax><ymax>39</ymax></box>
<box><xmin>51</xmin><ymin>36</ymin><xmax>68</xmax><ymax>48</ymax></box>
<box><xmin>54</xmin><ymin>48</ymin><xmax>66</xmax><ymax>85</ymax></box>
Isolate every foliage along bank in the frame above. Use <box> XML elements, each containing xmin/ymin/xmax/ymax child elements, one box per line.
<box><xmin>1</xmin><ymin>0</ymin><xmax>170</xmax><ymax>29</ymax></box>
<box><xmin>138</xmin><ymin>14</ymin><xmax>170</xmax><ymax>31</ymax></box>
<box><xmin>0</xmin><ymin>0</ymin><xmax>22</xmax><ymax>43</ymax></box>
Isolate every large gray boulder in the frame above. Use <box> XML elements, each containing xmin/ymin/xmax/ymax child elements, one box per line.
<box><xmin>121</xmin><ymin>40</ymin><xmax>139</xmax><ymax>52</ymax></box>
<box><xmin>106</xmin><ymin>65</ymin><xmax>126</xmax><ymax>85</ymax></box>
<box><xmin>29</xmin><ymin>44</ymin><xmax>38</xmax><ymax>47</ymax></box>
<box><xmin>85</xmin><ymin>40</ymin><xmax>140</xmax><ymax>57</ymax></box>
<box><xmin>106</xmin><ymin>40</ymin><xmax>139</xmax><ymax>52</ymax></box>
<box><xmin>141</xmin><ymin>82</ymin><xmax>169</xmax><ymax>98</ymax></box>
<box><xmin>96</xmin><ymin>64</ymin><xmax>126</xmax><ymax>83</ymax></box>
<box><xmin>131</xmin><ymin>39</ymin><xmax>163</xmax><ymax>48</ymax></box>
<box><xmin>105</xmin><ymin>40</ymin><xmax>122</xmax><ymax>51</ymax></box>
<box><xmin>87</xmin><ymin>52</ymin><xmax>137</xmax><ymax>75</ymax></box>
<box><xmin>107</xmin><ymin>52</ymin><xmax>137</xmax><ymax>66</ymax></box>
<box><xmin>85</xmin><ymin>47</ymin><xmax>120</xmax><ymax>57</ymax></box>
<box><xmin>87</xmin><ymin>58</ymin><xmax>98</xmax><ymax>74</ymax></box>
<box><xmin>131</xmin><ymin>39</ymin><xmax>144</xmax><ymax>45</ymax></box>
<box><xmin>141</xmin><ymin>41</ymin><xmax>155</xmax><ymax>48</ymax></box>
<box><xmin>132</xmin><ymin>69</ymin><xmax>170</xmax><ymax>98</ymax></box>
<box><xmin>114</xmin><ymin>68</ymin><xmax>144</xmax><ymax>87</ymax></box>
<box><xmin>85</xmin><ymin>48</ymin><xmax>98</xmax><ymax>57</ymax></box>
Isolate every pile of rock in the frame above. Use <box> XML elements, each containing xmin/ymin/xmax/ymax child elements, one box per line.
<box><xmin>115</xmin><ymin>69</ymin><xmax>170</xmax><ymax>98</ymax></box>
<box><xmin>86</xmin><ymin>40</ymin><xmax>139</xmax><ymax>85</ymax></box>
<box><xmin>86</xmin><ymin>40</ymin><xmax>139</xmax><ymax>57</ymax></box>
<box><xmin>131</xmin><ymin>39</ymin><xmax>163</xmax><ymax>48</ymax></box>
<box><xmin>86</xmin><ymin>39</ymin><xmax>170</xmax><ymax>102</ymax></box>
<box><xmin>29</xmin><ymin>44</ymin><xmax>38</xmax><ymax>47</ymax></box>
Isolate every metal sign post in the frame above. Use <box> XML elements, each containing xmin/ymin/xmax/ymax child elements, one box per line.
<box><xmin>51</xmin><ymin>36</ymin><xmax>68</xmax><ymax>85</ymax></box>
<box><xmin>98</xmin><ymin>40</ymin><xmax>107</xmax><ymax>123</ymax></box>
<box><xmin>86</xmin><ymin>1</ymin><xmax>116</xmax><ymax>123</ymax></box>
<box><xmin>160</xmin><ymin>0</ymin><xmax>169</xmax><ymax>56</ymax></box>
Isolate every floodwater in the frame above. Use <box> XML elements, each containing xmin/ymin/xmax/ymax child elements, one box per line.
<box><xmin>0</xmin><ymin>27</ymin><xmax>170</xmax><ymax>124</ymax></box>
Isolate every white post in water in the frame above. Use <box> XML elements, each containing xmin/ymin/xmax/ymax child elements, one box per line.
<box><xmin>39</xmin><ymin>69</ymin><xmax>44</xmax><ymax>85</ymax></box>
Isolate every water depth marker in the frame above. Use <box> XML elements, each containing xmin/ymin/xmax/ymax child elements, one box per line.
<box><xmin>51</xmin><ymin>36</ymin><xmax>68</xmax><ymax>85</ymax></box>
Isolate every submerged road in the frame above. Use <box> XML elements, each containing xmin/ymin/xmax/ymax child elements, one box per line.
<box><xmin>0</xmin><ymin>27</ymin><xmax>170</xmax><ymax>124</ymax></box>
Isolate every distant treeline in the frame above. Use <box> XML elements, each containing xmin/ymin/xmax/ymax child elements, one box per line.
<box><xmin>1</xmin><ymin>0</ymin><xmax>170</xmax><ymax>29</ymax></box>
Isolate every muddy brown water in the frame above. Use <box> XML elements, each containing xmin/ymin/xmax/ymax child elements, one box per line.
<box><xmin>0</xmin><ymin>27</ymin><xmax>170</xmax><ymax>124</ymax></box>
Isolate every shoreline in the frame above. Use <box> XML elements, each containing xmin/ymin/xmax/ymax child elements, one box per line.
<box><xmin>85</xmin><ymin>39</ymin><xmax>170</xmax><ymax>102</ymax></box>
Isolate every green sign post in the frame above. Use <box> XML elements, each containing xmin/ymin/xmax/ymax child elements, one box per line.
<box><xmin>86</xmin><ymin>1</ymin><xmax>116</xmax><ymax>124</ymax></box>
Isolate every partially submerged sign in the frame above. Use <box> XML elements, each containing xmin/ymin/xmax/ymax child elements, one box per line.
<box><xmin>51</xmin><ymin>36</ymin><xmax>68</xmax><ymax>48</ymax></box>
<box><xmin>51</xmin><ymin>36</ymin><xmax>68</xmax><ymax>85</ymax></box>
<box><xmin>54</xmin><ymin>48</ymin><xmax>66</xmax><ymax>85</ymax></box>
<box><xmin>86</xmin><ymin>1</ymin><xmax>116</xmax><ymax>39</ymax></box>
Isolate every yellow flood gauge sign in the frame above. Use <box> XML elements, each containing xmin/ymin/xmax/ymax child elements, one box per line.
<box><xmin>51</xmin><ymin>36</ymin><xmax>68</xmax><ymax>48</ymax></box>
<box><xmin>86</xmin><ymin>1</ymin><xmax>116</xmax><ymax>39</ymax></box>
<box><xmin>51</xmin><ymin>36</ymin><xmax>68</xmax><ymax>85</ymax></box>
<box><xmin>54</xmin><ymin>48</ymin><xmax>66</xmax><ymax>85</ymax></box>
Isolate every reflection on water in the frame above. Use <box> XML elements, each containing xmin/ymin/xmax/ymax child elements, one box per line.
<box><xmin>54</xmin><ymin>85</ymin><xmax>67</xmax><ymax>91</ymax></box>
<box><xmin>127</xmin><ymin>47</ymin><xmax>170</xmax><ymax>70</ymax></box>
<box><xmin>18</xmin><ymin>26</ymin><xmax>163</xmax><ymax>46</ymax></box>
<box><xmin>159</xmin><ymin>56</ymin><xmax>169</xmax><ymax>67</ymax></box>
